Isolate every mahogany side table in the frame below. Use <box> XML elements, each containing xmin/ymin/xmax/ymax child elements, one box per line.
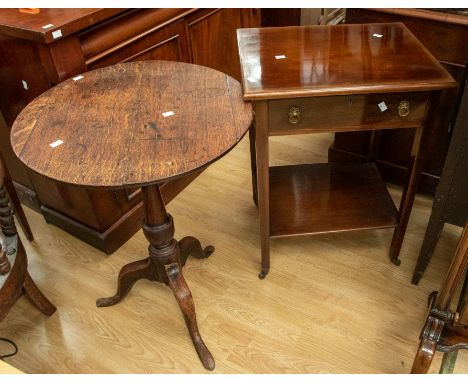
<box><xmin>10</xmin><ymin>61</ymin><xmax>252</xmax><ymax>370</ymax></box>
<box><xmin>237</xmin><ymin>23</ymin><xmax>457</xmax><ymax>278</ymax></box>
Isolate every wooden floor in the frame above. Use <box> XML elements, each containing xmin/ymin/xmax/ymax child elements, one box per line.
<box><xmin>1</xmin><ymin>133</ymin><xmax>467</xmax><ymax>373</ymax></box>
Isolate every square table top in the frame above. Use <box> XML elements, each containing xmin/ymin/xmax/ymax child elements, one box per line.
<box><xmin>237</xmin><ymin>23</ymin><xmax>457</xmax><ymax>101</ymax></box>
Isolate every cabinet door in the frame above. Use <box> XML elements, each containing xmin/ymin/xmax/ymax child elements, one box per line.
<box><xmin>187</xmin><ymin>9</ymin><xmax>244</xmax><ymax>80</ymax></box>
<box><xmin>84</xmin><ymin>19</ymin><xmax>191</xmax><ymax>70</ymax></box>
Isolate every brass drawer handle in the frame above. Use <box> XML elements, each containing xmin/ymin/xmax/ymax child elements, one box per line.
<box><xmin>288</xmin><ymin>106</ymin><xmax>300</xmax><ymax>124</ymax></box>
<box><xmin>398</xmin><ymin>101</ymin><xmax>410</xmax><ymax>118</ymax></box>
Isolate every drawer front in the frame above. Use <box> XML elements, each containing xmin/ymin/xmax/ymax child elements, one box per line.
<box><xmin>268</xmin><ymin>92</ymin><xmax>429</xmax><ymax>135</ymax></box>
<box><xmin>79</xmin><ymin>9</ymin><xmax>192</xmax><ymax>65</ymax></box>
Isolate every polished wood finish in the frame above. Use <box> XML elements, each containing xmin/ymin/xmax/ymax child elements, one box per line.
<box><xmin>0</xmin><ymin>8</ymin><xmax>260</xmax><ymax>254</ymax></box>
<box><xmin>0</xmin><ymin>159</ymin><xmax>56</xmax><ymax>323</ymax></box>
<box><xmin>80</xmin><ymin>8</ymin><xmax>192</xmax><ymax>66</ymax></box>
<box><xmin>269</xmin><ymin>163</ymin><xmax>397</xmax><ymax>237</ymax></box>
<box><xmin>238</xmin><ymin>23</ymin><xmax>456</xmax><ymax>277</ymax></box>
<box><xmin>237</xmin><ymin>23</ymin><xmax>455</xmax><ymax>101</ymax></box>
<box><xmin>0</xmin><ymin>8</ymin><xmax>124</xmax><ymax>43</ymax></box>
<box><xmin>2</xmin><ymin>134</ymin><xmax>468</xmax><ymax>373</ymax></box>
<box><xmin>268</xmin><ymin>92</ymin><xmax>429</xmax><ymax>135</ymax></box>
<box><xmin>411</xmin><ymin>223</ymin><xmax>468</xmax><ymax>373</ymax></box>
<box><xmin>11</xmin><ymin>61</ymin><xmax>251</xmax><ymax>189</ymax></box>
<box><xmin>187</xmin><ymin>9</ymin><xmax>252</xmax><ymax>81</ymax></box>
<box><xmin>11</xmin><ymin>60</ymin><xmax>252</xmax><ymax>370</ymax></box>
<box><xmin>330</xmin><ymin>8</ymin><xmax>468</xmax><ymax>196</ymax></box>
<box><xmin>412</xmin><ymin>72</ymin><xmax>468</xmax><ymax>285</ymax></box>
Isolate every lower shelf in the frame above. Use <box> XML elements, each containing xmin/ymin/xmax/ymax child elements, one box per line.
<box><xmin>269</xmin><ymin>162</ymin><xmax>398</xmax><ymax>237</ymax></box>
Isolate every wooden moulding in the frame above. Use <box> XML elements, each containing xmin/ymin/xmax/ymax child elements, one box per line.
<box><xmin>79</xmin><ymin>8</ymin><xmax>195</xmax><ymax>66</ymax></box>
<box><xmin>0</xmin><ymin>8</ymin><xmax>125</xmax><ymax>44</ymax></box>
<box><xmin>269</xmin><ymin>162</ymin><xmax>398</xmax><ymax>238</ymax></box>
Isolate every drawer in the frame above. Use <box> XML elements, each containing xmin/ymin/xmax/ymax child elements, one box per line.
<box><xmin>268</xmin><ymin>92</ymin><xmax>429</xmax><ymax>135</ymax></box>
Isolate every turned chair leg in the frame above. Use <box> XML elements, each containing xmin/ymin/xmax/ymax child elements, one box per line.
<box><xmin>0</xmin><ymin>155</ymin><xmax>33</xmax><ymax>241</ymax></box>
<box><xmin>22</xmin><ymin>271</ymin><xmax>56</xmax><ymax>316</ymax></box>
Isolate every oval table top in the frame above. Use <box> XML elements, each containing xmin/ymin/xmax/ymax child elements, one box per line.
<box><xmin>11</xmin><ymin>61</ymin><xmax>253</xmax><ymax>189</ymax></box>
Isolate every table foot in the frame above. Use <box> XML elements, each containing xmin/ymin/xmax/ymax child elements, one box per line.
<box><xmin>258</xmin><ymin>268</ymin><xmax>269</xmax><ymax>280</ymax></box>
<box><xmin>179</xmin><ymin>236</ymin><xmax>214</xmax><ymax>266</ymax></box>
<box><xmin>22</xmin><ymin>271</ymin><xmax>56</xmax><ymax>316</ymax></box>
<box><xmin>390</xmin><ymin>257</ymin><xmax>401</xmax><ymax>266</ymax></box>
<box><xmin>165</xmin><ymin>262</ymin><xmax>215</xmax><ymax>371</ymax></box>
<box><xmin>96</xmin><ymin>258</ymin><xmax>157</xmax><ymax>307</ymax></box>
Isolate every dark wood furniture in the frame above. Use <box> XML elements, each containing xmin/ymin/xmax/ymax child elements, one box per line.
<box><xmin>0</xmin><ymin>8</ymin><xmax>260</xmax><ymax>254</ymax></box>
<box><xmin>10</xmin><ymin>60</ymin><xmax>252</xmax><ymax>370</ymax></box>
<box><xmin>261</xmin><ymin>9</ymin><xmax>301</xmax><ymax>27</ymax></box>
<box><xmin>0</xmin><ymin>158</ymin><xmax>56</xmax><ymax>322</ymax></box>
<box><xmin>0</xmin><ymin>152</ymin><xmax>33</xmax><ymax>243</ymax></box>
<box><xmin>411</xmin><ymin>223</ymin><xmax>468</xmax><ymax>374</ymax></box>
<box><xmin>237</xmin><ymin>23</ymin><xmax>457</xmax><ymax>278</ymax></box>
<box><xmin>412</xmin><ymin>70</ymin><xmax>468</xmax><ymax>285</ymax></box>
<box><xmin>329</xmin><ymin>8</ymin><xmax>468</xmax><ymax>196</ymax></box>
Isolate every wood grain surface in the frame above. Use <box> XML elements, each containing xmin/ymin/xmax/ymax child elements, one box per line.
<box><xmin>10</xmin><ymin>60</ymin><xmax>253</xmax><ymax>189</ymax></box>
<box><xmin>1</xmin><ymin>133</ymin><xmax>467</xmax><ymax>373</ymax></box>
<box><xmin>237</xmin><ymin>23</ymin><xmax>457</xmax><ymax>101</ymax></box>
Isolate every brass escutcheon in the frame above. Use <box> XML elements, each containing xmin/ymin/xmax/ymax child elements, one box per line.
<box><xmin>288</xmin><ymin>106</ymin><xmax>300</xmax><ymax>124</ymax></box>
<box><xmin>398</xmin><ymin>100</ymin><xmax>410</xmax><ymax>117</ymax></box>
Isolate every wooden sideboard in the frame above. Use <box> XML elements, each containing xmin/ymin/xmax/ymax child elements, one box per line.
<box><xmin>329</xmin><ymin>8</ymin><xmax>468</xmax><ymax>196</ymax></box>
<box><xmin>0</xmin><ymin>8</ymin><xmax>260</xmax><ymax>254</ymax></box>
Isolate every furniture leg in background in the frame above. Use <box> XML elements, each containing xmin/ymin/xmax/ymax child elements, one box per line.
<box><xmin>412</xmin><ymin>71</ymin><xmax>468</xmax><ymax>284</ymax></box>
<box><xmin>0</xmin><ymin>159</ymin><xmax>56</xmax><ymax>322</ymax></box>
<box><xmin>411</xmin><ymin>223</ymin><xmax>468</xmax><ymax>373</ymax></box>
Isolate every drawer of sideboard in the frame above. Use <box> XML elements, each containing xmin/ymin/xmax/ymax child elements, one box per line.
<box><xmin>268</xmin><ymin>92</ymin><xmax>429</xmax><ymax>135</ymax></box>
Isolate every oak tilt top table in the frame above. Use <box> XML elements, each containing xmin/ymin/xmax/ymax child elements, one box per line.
<box><xmin>237</xmin><ymin>23</ymin><xmax>457</xmax><ymax>279</ymax></box>
<box><xmin>10</xmin><ymin>60</ymin><xmax>253</xmax><ymax>370</ymax></box>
